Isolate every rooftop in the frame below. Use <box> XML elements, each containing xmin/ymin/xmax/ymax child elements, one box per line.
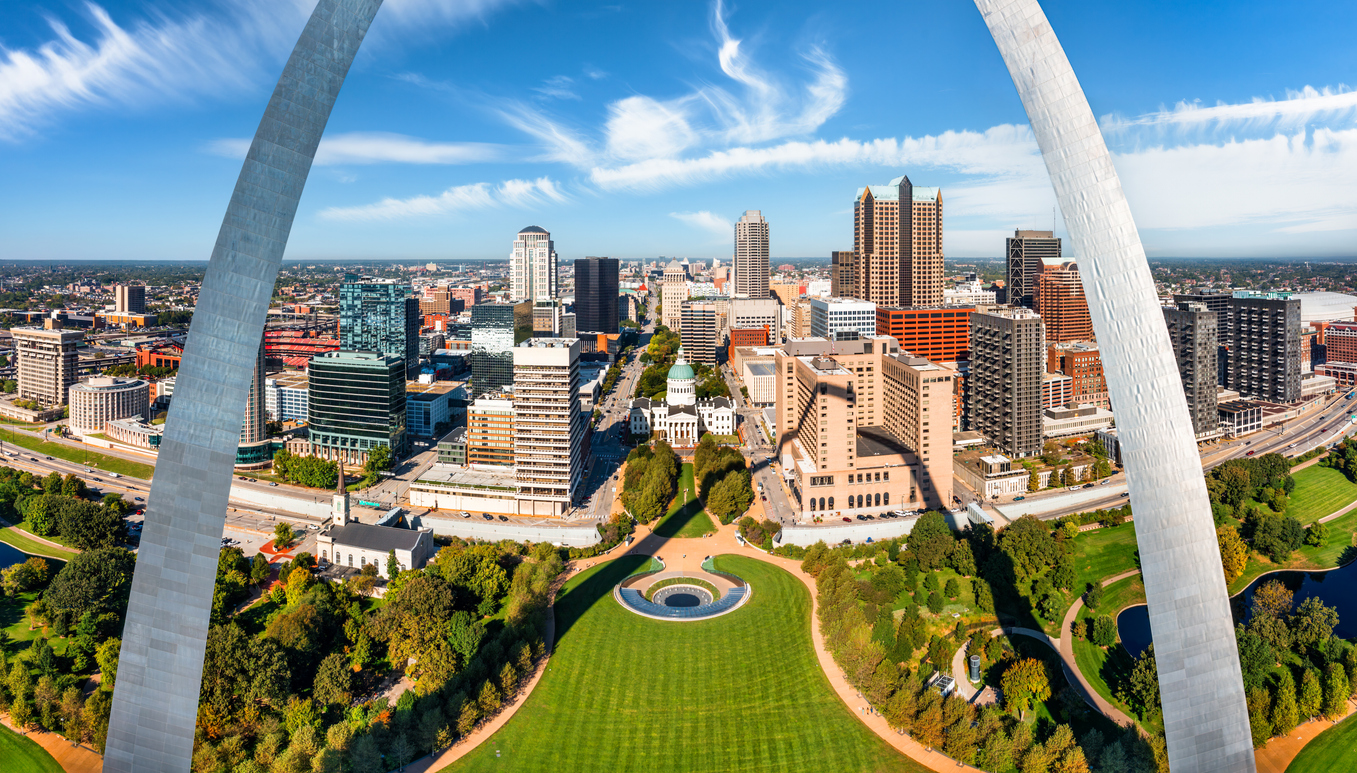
<box><xmin>415</xmin><ymin>466</ymin><xmax>519</xmax><ymax>492</ymax></box>
<box><xmin>325</xmin><ymin>522</ymin><xmax>424</xmax><ymax>553</ymax></box>
<box><xmin>747</xmin><ymin>362</ymin><xmax>776</xmax><ymax>377</ymax></box>
<box><xmin>855</xmin><ymin>426</ymin><xmax>911</xmax><ymax>458</ymax></box>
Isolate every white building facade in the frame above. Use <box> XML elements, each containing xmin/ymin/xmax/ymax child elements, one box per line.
<box><xmin>810</xmin><ymin>297</ymin><xmax>877</xmax><ymax>341</ymax></box>
<box><xmin>510</xmin><ymin>225</ymin><xmax>558</xmax><ymax>303</ymax></box>
<box><xmin>629</xmin><ymin>349</ymin><xmax>736</xmax><ymax>443</ymax></box>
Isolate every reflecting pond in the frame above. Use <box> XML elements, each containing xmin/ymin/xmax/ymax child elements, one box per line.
<box><xmin>1116</xmin><ymin>558</ymin><xmax>1357</xmax><ymax>657</ymax></box>
<box><xmin>0</xmin><ymin>540</ymin><xmax>24</xmax><ymax>572</ymax></box>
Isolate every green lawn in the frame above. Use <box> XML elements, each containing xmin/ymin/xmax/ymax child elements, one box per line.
<box><xmin>1286</xmin><ymin>711</ymin><xmax>1357</xmax><ymax>772</ymax></box>
<box><xmin>654</xmin><ymin>464</ymin><xmax>716</xmax><ymax>539</ymax></box>
<box><xmin>0</xmin><ymin>723</ymin><xmax>63</xmax><ymax>773</ymax></box>
<box><xmin>442</xmin><ymin>555</ymin><xmax>929</xmax><ymax>773</ymax></box>
<box><xmin>0</xmin><ymin>428</ymin><xmax>155</xmax><ymax>479</ymax></box>
<box><xmin>1071</xmin><ymin>524</ymin><xmax>1140</xmax><ymax>594</ymax></box>
<box><xmin>1229</xmin><ymin>509</ymin><xmax>1357</xmax><ymax>594</ymax></box>
<box><xmin>1286</xmin><ymin>465</ymin><xmax>1357</xmax><ymax>524</ymax></box>
<box><xmin>0</xmin><ymin>524</ymin><xmax>77</xmax><ymax>559</ymax></box>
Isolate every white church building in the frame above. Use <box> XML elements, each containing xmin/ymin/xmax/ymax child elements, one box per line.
<box><xmin>629</xmin><ymin>348</ymin><xmax>736</xmax><ymax>444</ymax></box>
<box><xmin>316</xmin><ymin>468</ymin><xmax>434</xmax><ymax>579</ymax></box>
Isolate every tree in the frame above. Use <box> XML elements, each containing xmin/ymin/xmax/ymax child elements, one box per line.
<box><xmin>250</xmin><ymin>553</ymin><xmax>272</xmax><ymax>586</ymax></box>
<box><xmin>1270</xmin><ymin>669</ymin><xmax>1299</xmax><ymax>738</ymax></box>
<box><xmin>926</xmin><ymin>591</ymin><xmax>943</xmax><ymax>614</ymax></box>
<box><xmin>45</xmin><ymin>547</ymin><xmax>135</xmax><ymax>625</ymax></box>
<box><xmin>706</xmin><ymin>470</ymin><xmax>754</xmax><ymax>525</ymax></box>
<box><xmin>1291</xmin><ymin>596</ymin><xmax>1339</xmax><ymax>653</ymax></box>
<box><xmin>273</xmin><ymin>522</ymin><xmax>295</xmax><ymax>550</ymax></box>
<box><xmin>1306</xmin><ymin>520</ymin><xmax>1329</xmax><ymax>547</ymax></box>
<box><xmin>944</xmin><ymin>578</ymin><xmax>960</xmax><ymax>600</ymax></box>
<box><xmin>1084</xmin><ymin>583</ymin><xmax>1104</xmax><ymax>611</ymax></box>
<box><xmin>1028</xmin><ymin>468</ymin><xmax>1040</xmax><ymax>492</ymax></box>
<box><xmin>1324</xmin><ymin>663</ymin><xmax>1350</xmax><ymax>719</ymax></box>
<box><xmin>1001</xmin><ymin>658</ymin><xmax>1051</xmax><ymax>719</ymax></box>
<box><xmin>1247</xmin><ymin>687</ymin><xmax>1273</xmax><ymax>748</ymax></box>
<box><xmin>1091</xmin><ymin>616</ymin><xmax>1117</xmax><ymax>648</ymax></box>
<box><xmin>1126</xmin><ymin>644</ymin><xmax>1161</xmax><ymax>719</ymax></box>
<box><xmin>1298</xmin><ymin>668</ymin><xmax>1323</xmax><ymax>720</ymax></box>
<box><xmin>96</xmin><ymin>638</ymin><xmax>120</xmax><ymax>688</ymax></box>
<box><xmin>1217</xmin><ymin>526</ymin><xmax>1248</xmax><ymax>584</ymax></box>
<box><xmin>386</xmin><ymin>549</ymin><xmax>402</xmax><ymax>581</ymax></box>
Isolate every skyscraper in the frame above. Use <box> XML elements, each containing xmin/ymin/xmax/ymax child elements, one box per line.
<box><xmin>574</xmin><ymin>256</ymin><xmax>620</xmax><ymax>333</ymax></box>
<box><xmin>1163</xmin><ymin>302</ymin><xmax>1220</xmax><ymax>439</ymax></box>
<box><xmin>13</xmin><ymin>326</ymin><xmax>82</xmax><ymax>407</ymax></box>
<box><xmin>514</xmin><ymin>338</ymin><xmax>584</xmax><ymax>516</ymax></box>
<box><xmin>1006</xmin><ymin>229</ymin><xmax>1062</xmax><ymax>308</ymax></box>
<box><xmin>851</xmin><ymin>175</ymin><xmax>943</xmax><ymax>308</ymax></box>
<box><xmin>511</xmin><ymin>226</ymin><xmax>558</xmax><ymax>303</ymax></box>
<box><xmin>114</xmin><ymin>284</ymin><xmax>146</xmax><ymax>314</ymax></box>
<box><xmin>830</xmin><ymin>250</ymin><xmax>855</xmax><ymax>298</ymax></box>
<box><xmin>1224</xmin><ymin>292</ymin><xmax>1301</xmax><ymax>403</ymax></box>
<box><xmin>734</xmin><ymin>210</ymin><xmax>769</xmax><ymax>299</ymax></box>
<box><xmin>470</xmin><ymin>301</ymin><xmax>533</xmax><ymax>396</ymax></box>
<box><xmin>680</xmin><ymin>301</ymin><xmax>721</xmax><ymax>365</ymax></box>
<box><xmin>661</xmin><ymin>260</ymin><xmax>688</xmax><ymax>332</ymax></box>
<box><xmin>969</xmin><ymin>308</ymin><xmax>1045</xmax><ymax>458</ymax></box>
<box><xmin>1034</xmin><ymin>261</ymin><xmax>1093</xmax><ymax>343</ymax></box>
<box><xmin>307</xmin><ymin>350</ymin><xmax>408</xmax><ymax>467</ymax></box>
<box><xmin>339</xmin><ymin>277</ymin><xmax>419</xmax><ymax>376</ymax></box>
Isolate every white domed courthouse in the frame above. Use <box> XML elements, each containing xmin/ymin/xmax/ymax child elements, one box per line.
<box><xmin>628</xmin><ymin>348</ymin><xmax>735</xmax><ymax>445</ymax></box>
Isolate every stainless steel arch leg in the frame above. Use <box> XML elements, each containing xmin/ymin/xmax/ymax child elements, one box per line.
<box><xmin>974</xmin><ymin>1</ymin><xmax>1255</xmax><ymax>770</ymax></box>
<box><xmin>104</xmin><ymin>2</ymin><xmax>384</xmax><ymax>770</ymax></box>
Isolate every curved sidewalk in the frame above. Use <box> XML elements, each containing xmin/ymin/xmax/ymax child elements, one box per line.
<box><xmin>1057</xmin><ymin>570</ymin><xmax>1143</xmax><ymax>729</ymax></box>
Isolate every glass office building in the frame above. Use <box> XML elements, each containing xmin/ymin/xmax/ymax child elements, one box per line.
<box><xmin>470</xmin><ymin>301</ymin><xmax>533</xmax><ymax>396</ymax></box>
<box><xmin>307</xmin><ymin>350</ymin><xmax>408</xmax><ymax>465</ymax></box>
<box><xmin>574</xmin><ymin>256</ymin><xmax>619</xmax><ymax>333</ymax></box>
<box><xmin>339</xmin><ymin>277</ymin><xmax>419</xmax><ymax>376</ymax></box>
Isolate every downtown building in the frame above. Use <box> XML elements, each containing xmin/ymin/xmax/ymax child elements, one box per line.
<box><xmin>772</xmin><ymin>336</ymin><xmax>955</xmax><ymax>516</ymax></box>
<box><xmin>1223</xmin><ymin>291</ymin><xmax>1302</xmax><ymax>403</ymax></box>
<box><xmin>339</xmin><ymin>277</ymin><xmax>420</xmax><ymax>377</ymax></box>
<box><xmin>661</xmin><ymin>260</ymin><xmax>689</xmax><ymax>332</ymax></box>
<box><xmin>734</xmin><ymin>210</ymin><xmax>770</xmax><ymax>299</ymax></box>
<box><xmin>306</xmin><ymin>350</ymin><xmax>408</xmax><ymax>467</ymax></box>
<box><xmin>13</xmin><ymin>326</ymin><xmax>82</xmax><ymax>407</ymax></box>
<box><xmin>574</xmin><ymin>256</ymin><xmax>620</xmax><ymax>334</ymax></box>
<box><xmin>1046</xmin><ymin>341</ymin><xmax>1108</xmax><ymax>409</ymax></box>
<box><xmin>809</xmin><ymin>297</ymin><xmax>877</xmax><ymax>342</ymax></box>
<box><xmin>513</xmin><ymin>339</ymin><xmax>585</xmax><ymax>517</ymax></box>
<box><xmin>69</xmin><ymin>377</ymin><xmax>151</xmax><ymax>435</ymax></box>
<box><xmin>469</xmin><ymin>301</ymin><xmax>533</xmax><ymax>396</ymax></box>
<box><xmin>969</xmin><ymin>308</ymin><xmax>1045</xmax><ymax>458</ymax></box>
<box><xmin>875</xmin><ymin>306</ymin><xmax>974</xmax><ymax>363</ymax></box>
<box><xmin>1034</xmin><ymin>261</ymin><xmax>1093</xmax><ymax>343</ymax></box>
<box><xmin>114</xmin><ymin>284</ymin><xmax>147</xmax><ymax>314</ymax></box>
<box><xmin>830</xmin><ymin>250</ymin><xmax>855</xmax><ymax>298</ymax></box>
<box><xmin>511</xmin><ymin>226</ymin><xmax>558</xmax><ymax>303</ymax></box>
<box><xmin>850</xmin><ymin>175</ymin><xmax>943</xmax><ymax>308</ymax></box>
<box><xmin>1005</xmin><ymin>229</ymin><xmax>1062</xmax><ymax>308</ymax></box>
<box><xmin>1163</xmin><ymin>301</ymin><xmax>1221</xmax><ymax>440</ymax></box>
<box><xmin>680</xmin><ymin>301</ymin><xmax>722</xmax><ymax>366</ymax></box>
<box><xmin>237</xmin><ymin>341</ymin><xmax>272</xmax><ymax>467</ymax></box>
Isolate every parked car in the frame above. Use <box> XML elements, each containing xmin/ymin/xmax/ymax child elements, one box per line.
<box><xmin>498</xmin><ymin>515</ymin><xmax>510</xmax><ymax>522</ymax></box>
<box><xmin>1014</xmin><ymin>496</ymin><xmax>1026</xmax><ymax>501</ymax></box>
<box><xmin>459</xmin><ymin>511</ymin><xmax>471</xmax><ymax>519</ymax></box>
<box><xmin>269</xmin><ymin>481</ymin><xmax>278</xmax><ymax>486</ymax></box>
<box><xmin>842</xmin><ymin>517</ymin><xmax>852</xmax><ymax>523</ymax></box>
<box><xmin>307</xmin><ymin>524</ymin><xmax>320</xmax><ymax>530</ymax></box>
<box><xmin>483</xmin><ymin>514</ymin><xmax>494</xmax><ymax>520</ymax></box>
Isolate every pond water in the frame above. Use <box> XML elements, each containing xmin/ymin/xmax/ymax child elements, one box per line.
<box><xmin>0</xmin><ymin>540</ymin><xmax>24</xmax><ymax>572</ymax></box>
<box><xmin>1116</xmin><ymin>559</ymin><xmax>1357</xmax><ymax>657</ymax></box>
<box><xmin>662</xmin><ymin>592</ymin><xmax>702</xmax><ymax>608</ymax></box>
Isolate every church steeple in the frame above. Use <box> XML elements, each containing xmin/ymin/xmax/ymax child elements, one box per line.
<box><xmin>333</xmin><ymin>465</ymin><xmax>350</xmax><ymax>525</ymax></box>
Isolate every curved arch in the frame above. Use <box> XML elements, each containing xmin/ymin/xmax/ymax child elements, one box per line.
<box><xmin>974</xmin><ymin>1</ymin><xmax>1253</xmax><ymax>770</ymax></box>
<box><xmin>104</xmin><ymin>2</ymin><xmax>386</xmax><ymax>770</ymax></box>
<box><xmin>106</xmin><ymin>1</ymin><xmax>1253</xmax><ymax>770</ymax></box>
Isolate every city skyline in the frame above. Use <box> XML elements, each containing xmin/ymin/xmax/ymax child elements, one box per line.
<box><xmin>3</xmin><ymin>0</ymin><xmax>1357</xmax><ymax>262</ymax></box>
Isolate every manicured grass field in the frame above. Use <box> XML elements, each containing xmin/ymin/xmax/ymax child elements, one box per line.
<box><xmin>1286</xmin><ymin>711</ymin><xmax>1357</xmax><ymax>772</ymax></box>
<box><xmin>0</xmin><ymin>524</ymin><xmax>77</xmax><ymax>559</ymax></box>
<box><xmin>1229</xmin><ymin>509</ymin><xmax>1357</xmax><ymax>594</ymax></box>
<box><xmin>1071</xmin><ymin>576</ymin><xmax>1158</xmax><ymax>734</ymax></box>
<box><xmin>1071</xmin><ymin>524</ymin><xmax>1140</xmax><ymax>593</ymax></box>
<box><xmin>1286</xmin><ymin>465</ymin><xmax>1357</xmax><ymax>524</ymax></box>
<box><xmin>654</xmin><ymin>464</ymin><xmax>716</xmax><ymax>539</ymax></box>
<box><xmin>0</xmin><ymin>723</ymin><xmax>63</xmax><ymax>773</ymax></box>
<box><xmin>0</xmin><ymin>428</ymin><xmax>155</xmax><ymax>480</ymax></box>
<box><xmin>443</xmin><ymin>555</ymin><xmax>928</xmax><ymax>773</ymax></box>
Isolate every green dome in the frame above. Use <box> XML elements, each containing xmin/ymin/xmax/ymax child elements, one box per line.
<box><xmin>667</xmin><ymin>350</ymin><xmax>695</xmax><ymax>381</ymax></box>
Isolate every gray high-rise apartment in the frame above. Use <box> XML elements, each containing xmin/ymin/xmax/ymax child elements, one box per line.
<box><xmin>1163</xmin><ymin>302</ymin><xmax>1220</xmax><ymax>439</ymax></box>
<box><xmin>13</xmin><ymin>326</ymin><xmax>82</xmax><ymax>406</ymax></box>
<box><xmin>1224</xmin><ymin>291</ymin><xmax>1301</xmax><ymax>403</ymax></box>
<box><xmin>114</xmin><ymin>284</ymin><xmax>147</xmax><ymax>314</ymax></box>
<box><xmin>680</xmin><ymin>301</ymin><xmax>721</xmax><ymax>365</ymax></box>
<box><xmin>236</xmin><ymin>341</ymin><xmax>271</xmax><ymax>466</ymax></box>
<box><xmin>339</xmin><ymin>277</ymin><xmax>419</xmax><ymax>376</ymax></box>
<box><xmin>307</xmin><ymin>350</ymin><xmax>408</xmax><ymax>466</ymax></box>
<box><xmin>470</xmin><ymin>301</ymin><xmax>533</xmax><ymax>395</ymax></box>
<box><xmin>1173</xmin><ymin>289</ymin><xmax>1232</xmax><ymax>339</ymax></box>
<box><xmin>734</xmin><ymin>210</ymin><xmax>770</xmax><ymax>299</ymax></box>
<box><xmin>574</xmin><ymin>256</ymin><xmax>620</xmax><ymax>333</ymax></box>
<box><xmin>968</xmin><ymin>308</ymin><xmax>1045</xmax><ymax>458</ymax></box>
<box><xmin>1005</xmin><ymin>229</ymin><xmax>1062</xmax><ymax>308</ymax></box>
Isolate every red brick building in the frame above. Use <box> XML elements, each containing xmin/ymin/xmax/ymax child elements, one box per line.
<box><xmin>1047</xmin><ymin>342</ymin><xmax>1108</xmax><ymax>408</ymax></box>
<box><xmin>136</xmin><ymin>343</ymin><xmax>183</xmax><ymax>370</ymax></box>
<box><xmin>729</xmin><ymin>327</ymin><xmax>769</xmax><ymax>347</ymax></box>
<box><xmin>875</xmin><ymin>306</ymin><xmax>973</xmax><ymax>362</ymax></box>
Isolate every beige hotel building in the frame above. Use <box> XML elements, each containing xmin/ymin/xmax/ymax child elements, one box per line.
<box><xmin>774</xmin><ymin>336</ymin><xmax>954</xmax><ymax>518</ymax></box>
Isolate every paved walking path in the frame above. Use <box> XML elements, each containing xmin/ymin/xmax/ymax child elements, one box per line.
<box><xmin>1057</xmin><ymin>569</ymin><xmax>1142</xmax><ymax>729</ymax></box>
<box><xmin>0</xmin><ymin>714</ymin><xmax>103</xmax><ymax>773</ymax></box>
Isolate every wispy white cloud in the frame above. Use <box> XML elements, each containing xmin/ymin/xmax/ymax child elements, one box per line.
<box><xmin>0</xmin><ymin>0</ymin><xmax>519</xmax><ymax>141</ymax></box>
<box><xmin>1102</xmin><ymin>84</ymin><xmax>1357</xmax><ymax>136</ymax></box>
<box><xmin>533</xmin><ymin>75</ymin><xmax>580</xmax><ymax>101</ymax></box>
<box><xmin>206</xmin><ymin>131</ymin><xmax>510</xmax><ymax>166</ymax></box>
<box><xmin>669</xmin><ymin>210</ymin><xmax>732</xmax><ymax>240</ymax></box>
<box><xmin>319</xmin><ymin>176</ymin><xmax>567</xmax><ymax>221</ymax></box>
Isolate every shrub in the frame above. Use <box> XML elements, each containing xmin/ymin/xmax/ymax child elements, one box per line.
<box><xmin>1091</xmin><ymin>616</ymin><xmax>1117</xmax><ymax>648</ymax></box>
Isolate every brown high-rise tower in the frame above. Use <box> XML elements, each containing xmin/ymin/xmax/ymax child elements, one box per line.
<box><xmin>851</xmin><ymin>175</ymin><xmax>942</xmax><ymax>308</ymax></box>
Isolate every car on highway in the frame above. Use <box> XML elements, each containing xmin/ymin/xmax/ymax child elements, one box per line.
<box><xmin>269</xmin><ymin>481</ymin><xmax>278</xmax><ymax>486</ymax></box>
<box><xmin>28</xmin><ymin>457</ymin><xmax>36</xmax><ymax>461</ymax></box>
<box><xmin>1247</xmin><ymin>450</ymin><xmax>1256</xmax><ymax>456</ymax></box>
<box><xmin>45</xmin><ymin>456</ymin><xmax>52</xmax><ymax>460</ymax></box>
<box><xmin>1120</xmin><ymin>492</ymin><xmax>1130</xmax><ymax>497</ymax></box>
<box><xmin>84</xmin><ymin>468</ymin><xmax>93</xmax><ymax>473</ymax></box>
<box><xmin>134</xmin><ymin>496</ymin><xmax>144</xmax><ymax>502</ymax></box>
<box><xmin>307</xmin><ymin>524</ymin><xmax>319</xmax><ymax>530</ymax></box>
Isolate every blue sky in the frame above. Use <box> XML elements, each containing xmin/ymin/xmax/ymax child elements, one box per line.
<box><xmin>2</xmin><ymin>0</ymin><xmax>1356</xmax><ymax>262</ymax></box>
